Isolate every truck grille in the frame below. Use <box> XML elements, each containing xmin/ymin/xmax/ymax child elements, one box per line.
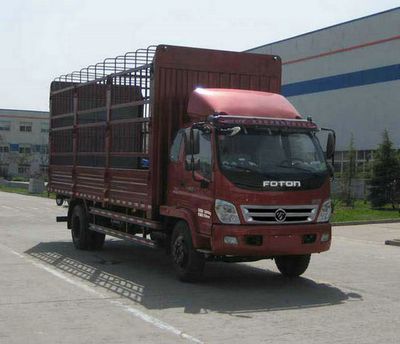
<box><xmin>240</xmin><ymin>205</ymin><xmax>318</xmax><ymax>224</ymax></box>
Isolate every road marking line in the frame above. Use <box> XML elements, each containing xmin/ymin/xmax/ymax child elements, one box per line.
<box><xmin>1</xmin><ymin>205</ymin><xmax>13</xmax><ymax>210</ymax></box>
<box><xmin>5</xmin><ymin>246</ymin><xmax>203</xmax><ymax>344</ymax></box>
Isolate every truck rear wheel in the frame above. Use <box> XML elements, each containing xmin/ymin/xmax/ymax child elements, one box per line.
<box><xmin>71</xmin><ymin>205</ymin><xmax>89</xmax><ymax>250</ymax></box>
<box><xmin>90</xmin><ymin>230</ymin><xmax>105</xmax><ymax>250</ymax></box>
<box><xmin>274</xmin><ymin>254</ymin><xmax>311</xmax><ymax>277</ymax></box>
<box><xmin>171</xmin><ymin>221</ymin><xmax>205</xmax><ymax>282</ymax></box>
<box><xmin>71</xmin><ymin>204</ymin><xmax>105</xmax><ymax>250</ymax></box>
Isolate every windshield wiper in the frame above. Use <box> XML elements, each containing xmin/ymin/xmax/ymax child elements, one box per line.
<box><xmin>278</xmin><ymin>163</ymin><xmax>319</xmax><ymax>175</ymax></box>
<box><xmin>223</xmin><ymin>164</ymin><xmax>259</xmax><ymax>173</ymax></box>
<box><xmin>234</xmin><ymin>181</ymin><xmax>259</xmax><ymax>188</ymax></box>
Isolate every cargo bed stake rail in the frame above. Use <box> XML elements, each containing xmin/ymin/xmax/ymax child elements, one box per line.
<box><xmin>52</xmin><ymin>45</ymin><xmax>157</xmax><ymax>92</ymax></box>
<box><xmin>90</xmin><ymin>207</ymin><xmax>162</xmax><ymax>230</ymax></box>
<box><xmin>89</xmin><ymin>224</ymin><xmax>157</xmax><ymax>248</ymax></box>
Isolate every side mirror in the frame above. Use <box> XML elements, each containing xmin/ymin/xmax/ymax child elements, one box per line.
<box><xmin>184</xmin><ymin>127</ymin><xmax>200</xmax><ymax>156</ymax></box>
<box><xmin>326</xmin><ymin>132</ymin><xmax>335</xmax><ymax>160</ymax></box>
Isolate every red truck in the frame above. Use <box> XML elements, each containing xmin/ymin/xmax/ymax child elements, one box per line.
<box><xmin>49</xmin><ymin>45</ymin><xmax>335</xmax><ymax>281</ymax></box>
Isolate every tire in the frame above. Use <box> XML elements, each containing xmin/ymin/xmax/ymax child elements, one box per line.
<box><xmin>90</xmin><ymin>230</ymin><xmax>105</xmax><ymax>250</ymax></box>
<box><xmin>71</xmin><ymin>204</ymin><xmax>105</xmax><ymax>250</ymax></box>
<box><xmin>150</xmin><ymin>232</ymin><xmax>166</xmax><ymax>248</ymax></box>
<box><xmin>275</xmin><ymin>254</ymin><xmax>311</xmax><ymax>278</ymax></box>
<box><xmin>71</xmin><ymin>205</ymin><xmax>90</xmax><ymax>250</ymax></box>
<box><xmin>171</xmin><ymin>221</ymin><xmax>205</xmax><ymax>282</ymax></box>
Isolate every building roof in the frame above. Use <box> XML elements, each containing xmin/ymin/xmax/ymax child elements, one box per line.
<box><xmin>0</xmin><ymin>108</ymin><xmax>49</xmax><ymax>120</ymax></box>
<box><xmin>246</xmin><ymin>7</ymin><xmax>400</xmax><ymax>52</ymax></box>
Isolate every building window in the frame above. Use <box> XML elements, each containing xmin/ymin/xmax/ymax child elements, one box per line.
<box><xmin>19</xmin><ymin>145</ymin><xmax>31</xmax><ymax>154</ymax></box>
<box><xmin>40</xmin><ymin>165</ymin><xmax>48</xmax><ymax>175</ymax></box>
<box><xmin>18</xmin><ymin>164</ymin><xmax>30</xmax><ymax>175</ymax></box>
<box><xmin>0</xmin><ymin>120</ymin><xmax>11</xmax><ymax>131</ymax></box>
<box><xmin>0</xmin><ymin>163</ymin><xmax>9</xmax><ymax>177</ymax></box>
<box><xmin>0</xmin><ymin>145</ymin><xmax>9</xmax><ymax>153</ymax></box>
<box><xmin>20</xmin><ymin>122</ymin><xmax>32</xmax><ymax>132</ymax></box>
<box><xmin>9</xmin><ymin>144</ymin><xmax>19</xmax><ymax>152</ymax></box>
<box><xmin>41</xmin><ymin>122</ymin><xmax>49</xmax><ymax>133</ymax></box>
<box><xmin>40</xmin><ymin>145</ymin><xmax>49</xmax><ymax>154</ymax></box>
<box><xmin>333</xmin><ymin>149</ymin><xmax>375</xmax><ymax>176</ymax></box>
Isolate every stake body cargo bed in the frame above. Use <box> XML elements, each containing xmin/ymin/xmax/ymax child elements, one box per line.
<box><xmin>49</xmin><ymin>45</ymin><xmax>281</xmax><ymax>220</ymax></box>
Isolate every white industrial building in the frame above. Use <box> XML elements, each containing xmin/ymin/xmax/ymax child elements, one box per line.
<box><xmin>248</xmin><ymin>7</ymin><xmax>400</xmax><ymax>174</ymax></box>
<box><xmin>0</xmin><ymin>109</ymin><xmax>49</xmax><ymax>178</ymax></box>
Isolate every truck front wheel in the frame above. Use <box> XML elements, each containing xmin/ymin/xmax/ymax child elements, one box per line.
<box><xmin>274</xmin><ymin>254</ymin><xmax>311</xmax><ymax>277</ymax></box>
<box><xmin>171</xmin><ymin>221</ymin><xmax>205</xmax><ymax>282</ymax></box>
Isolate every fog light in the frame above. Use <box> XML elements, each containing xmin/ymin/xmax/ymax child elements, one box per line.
<box><xmin>303</xmin><ymin>234</ymin><xmax>316</xmax><ymax>244</ymax></box>
<box><xmin>321</xmin><ymin>233</ymin><xmax>330</xmax><ymax>242</ymax></box>
<box><xmin>224</xmin><ymin>236</ymin><xmax>238</xmax><ymax>245</ymax></box>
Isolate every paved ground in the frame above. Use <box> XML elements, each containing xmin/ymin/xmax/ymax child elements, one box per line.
<box><xmin>1</xmin><ymin>191</ymin><xmax>400</xmax><ymax>344</ymax></box>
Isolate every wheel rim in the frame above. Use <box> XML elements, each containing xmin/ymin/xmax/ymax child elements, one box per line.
<box><xmin>173</xmin><ymin>235</ymin><xmax>188</xmax><ymax>269</ymax></box>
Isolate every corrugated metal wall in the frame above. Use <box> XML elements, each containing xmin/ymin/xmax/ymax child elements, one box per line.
<box><xmin>249</xmin><ymin>8</ymin><xmax>400</xmax><ymax>151</ymax></box>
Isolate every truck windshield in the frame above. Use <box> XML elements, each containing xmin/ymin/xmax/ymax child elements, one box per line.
<box><xmin>217</xmin><ymin>126</ymin><xmax>328</xmax><ymax>190</ymax></box>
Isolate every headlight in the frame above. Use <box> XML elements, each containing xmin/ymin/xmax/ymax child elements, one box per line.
<box><xmin>317</xmin><ymin>199</ymin><xmax>332</xmax><ymax>223</ymax></box>
<box><xmin>215</xmin><ymin>199</ymin><xmax>240</xmax><ymax>224</ymax></box>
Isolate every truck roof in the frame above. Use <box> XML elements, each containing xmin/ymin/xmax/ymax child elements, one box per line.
<box><xmin>187</xmin><ymin>88</ymin><xmax>301</xmax><ymax>120</ymax></box>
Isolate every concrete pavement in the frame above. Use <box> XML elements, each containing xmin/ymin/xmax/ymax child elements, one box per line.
<box><xmin>1</xmin><ymin>191</ymin><xmax>400</xmax><ymax>343</ymax></box>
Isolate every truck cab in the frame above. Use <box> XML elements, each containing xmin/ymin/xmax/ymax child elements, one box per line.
<box><xmin>163</xmin><ymin>88</ymin><xmax>334</xmax><ymax>280</ymax></box>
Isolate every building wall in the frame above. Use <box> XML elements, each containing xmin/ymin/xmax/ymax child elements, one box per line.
<box><xmin>0</xmin><ymin>109</ymin><xmax>49</xmax><ymax>178</ymax></box>
<box><xmin>248</xmin><ymin>7</ymin><xmax>400</xmax><ymax>159</ymax></box>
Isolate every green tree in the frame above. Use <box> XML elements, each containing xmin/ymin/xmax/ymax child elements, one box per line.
<box><xmin>368</xmin><ymin>129</ymin><xmax>400</xmax><ymax>208</ymax></box>
<box><xmin>341</xmin><ymin>133</ymin><xmax>356</xmax><ymax>207</ymax></box>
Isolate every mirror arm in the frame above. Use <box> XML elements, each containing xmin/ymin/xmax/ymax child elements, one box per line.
<box><xmin>321</xmin><ymin>128</ymin><xmax>336</xmax><ymax>142</ymax></box>
<box><xmin>190</xmin><ymin>127</ymin><xmax>196</xmax><ymax>178</ymax></box>
<box><xmin>189</xmin><ymin>126</ymin><xmax>204</xmax><ymax>183</ymax></box>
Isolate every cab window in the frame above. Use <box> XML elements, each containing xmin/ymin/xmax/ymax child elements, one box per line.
<box><xmin>170</xmin><ymin>130</ymin><xmax>184</xmax><ymax>162</ymax></box>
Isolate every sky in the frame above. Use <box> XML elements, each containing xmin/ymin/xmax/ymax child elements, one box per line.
<box><xmin>0</xmin><ymin>0</ymin><xmax>399</xmax><ymax>111</ymax></box>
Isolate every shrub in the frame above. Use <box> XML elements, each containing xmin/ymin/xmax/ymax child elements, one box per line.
<box><xmin>368</xmin><ymin>130</ymin><xmax>400</xmax><ymax>208</ymax></box>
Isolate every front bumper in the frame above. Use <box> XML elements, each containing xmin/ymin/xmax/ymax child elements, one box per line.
<box><xmin>211</xmin><ymin>223</ymin><xmax>331</xmax><ymax>256</ymax></box>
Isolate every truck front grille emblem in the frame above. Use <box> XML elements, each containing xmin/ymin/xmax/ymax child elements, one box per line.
<box><xmin>274</xmin><ymin>208</ymin><xmax>287</xmax><ymax>222</ymax></box>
